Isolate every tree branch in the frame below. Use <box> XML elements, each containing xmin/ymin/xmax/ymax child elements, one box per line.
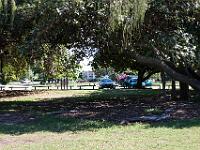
<box><xmin>132</xmin><ymin>52</ymin><xmax>200</xmax><ymax>91</ymax></box>
<box><xmin>142</xmin><ymin>71</ymin><xmax>158</xmax><ymax>81</ymax></box>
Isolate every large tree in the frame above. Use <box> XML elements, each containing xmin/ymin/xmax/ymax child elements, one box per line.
<box><xmin>1</xmin><ymin>0</ymin><xmax>200</xmax><ymax>93</ymax></box>
<box><xmin>0</xmin><ymin>0</ymin><xmax>83</xmax><ymax>83</ymax></box>
<box><xmin>106</xmin><ymin>0</ymin><xmax>200</xmax><ymax>92</ymax></box>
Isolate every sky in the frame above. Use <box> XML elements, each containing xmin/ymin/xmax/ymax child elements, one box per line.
<box><xmin>80</xmin><ymin>57</ymin><xmax>93</xmax><ymax>71</ymax></box>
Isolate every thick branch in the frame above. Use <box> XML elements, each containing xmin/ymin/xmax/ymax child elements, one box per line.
<box><xmin>133</xmin><ymin>52</ymin><xmax>200</xmax><ymax>91</ymax></box>
<box><xmin>142</xmin><ymin>71</ymin><xmax>158</xmax><ymax>82</ymax></box>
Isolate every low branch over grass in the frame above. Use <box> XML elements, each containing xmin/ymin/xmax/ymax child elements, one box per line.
<box><xmin>133</xmin><ymin>52</ymin><xmax>200</xmax><ymax>91</ymax></box>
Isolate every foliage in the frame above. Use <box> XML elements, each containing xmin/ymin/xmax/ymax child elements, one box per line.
<box><xmin>104</xmin><ymin>0</ymin><xmax>200</xmax><ymax>90</ymax></box>
<box><xmin>109</xmin><ymin>0</ymin><xmax>148</xmax><ymax>40</ymax></box>
<box><xmin>0</xmin><ymin>0</ymin><xmax>83</xmax><ymax>82</ymax></box>
<box><xmin>1</xmin><ymin>0</ymin><xmax>200</xmax><ymax>90</ymax></box>
<box><xmin>32</xmin><ymin>44</ymin><xmax>81</xmax><ymax>80</ymax></box>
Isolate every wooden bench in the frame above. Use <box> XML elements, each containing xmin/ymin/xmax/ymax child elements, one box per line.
<box><xmin>77</xmin><ymin>84</ymin><xmax>96</xmax><ymax>90</ymax></box>
<box><xmin>32</xmin><ymin>85</ymin><xmax>59</xmax><ymax>90</ymax></box>
<box><xmin>7</xmin><ymin>86</ymin><xmax>30</xmax><ymax>91</ymax></box>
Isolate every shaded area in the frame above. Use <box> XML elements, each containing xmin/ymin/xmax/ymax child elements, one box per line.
<box><xmin>0</xmin><ymin>90</ymin><xmax>44</xmax><ymax>98</ymax></box>
<box><xmin>148</xmin><ymin>119</ymin><xmax>200</xmax><ymax>129</ymax></box>
<box><xmin>0</xmin><ymin>89</ymin><xmax>200</xmax><ymax>135</ymax></box>
<box><xmin>0</xmin><ymin>116</ymin><xmax>114</xmax><ymax>135</ymax></box>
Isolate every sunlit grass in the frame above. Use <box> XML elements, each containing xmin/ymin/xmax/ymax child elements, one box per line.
<box><xmin>1</xmin><ymin>116</ymin><xmax>200</xmax><ymax>150</ymax></box>
<box><xmin>0</xmin><ymin>89</ymin><xmax>160</xmax><ymax>102</ymax></box>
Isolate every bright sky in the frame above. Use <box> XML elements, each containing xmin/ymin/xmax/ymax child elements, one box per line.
<box><xmin>80</xmin><ymin>57</ymin><xmax>93</xmax><ymax>71</ymax></box>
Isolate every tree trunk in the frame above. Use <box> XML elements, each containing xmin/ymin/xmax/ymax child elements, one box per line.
<box><xmin>0</xmin><ymin>56</ymin><xmax>5</xmax><ymax>84</ymax></box>
<box><xmin>136</xmin><ymin>70</ymin><xmax>145</xmax><ymax>88</ymax></box>
<box><xmin>161</xmin><ymin>72</ymin><xmax>166</xmax><ymax>90</ymax></box>
<box><xmin>179</xmin><ymin>82</ymin><xmax>189</xmax><ymax>101</ymax></box>
<box><xmin>171</xmin><ymin>80</ymin><xmax>176</xmax><ymax>100</ymax></box>
<box><xmin>161</xmin><ymin>72</ymin><xmax>166</xmax><ymax>96</ymax></box>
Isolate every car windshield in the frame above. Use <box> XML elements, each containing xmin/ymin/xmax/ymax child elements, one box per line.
<box><xmin>130</xmin><ymin>79</ymin><xmax>137</xmax><ymax>82</ymax></box>
<box><xmin>101</xmin><ymin>79</ymin><xmax>112</xmax><ymax>82</ymax></box>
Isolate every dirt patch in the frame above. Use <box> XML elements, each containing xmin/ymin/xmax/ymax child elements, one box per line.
<box><xmin>0</xmin><ymin>96</ymin><xmax>199</xmax><ymax>124</ymax></box>
<box><xmin>0</xmin><ymin>90</ymin><xmax>45</xmax><ymax>99</ymax></box>
<box><xmin>0</xmin><ymin>90</ymin><xmax>90</xmax><ymax>101</ymax></box>
<box><xmin>60</xmin><ymin>100</ymin><xmax>200</xmax><ymax>123</ymax></box>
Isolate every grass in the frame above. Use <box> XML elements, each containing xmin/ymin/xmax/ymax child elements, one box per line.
<box><xmin>0</xmin><ymin>89</ymin><xmax>200</xmax><ymax>150</ymax></box>
<box><xmin>144</xmin><ymin>108</ymin><xmax>163</xmax><ymax>115</ymax></box>
<box><xmin>0</xmin><ymin>89</ymin><xmax>160</xmax><ymax>102</ymax></box>
<box><xmin>1</xmin><ymin>116</ymin><xmax>200</xmax><ymax>150</ymax></box>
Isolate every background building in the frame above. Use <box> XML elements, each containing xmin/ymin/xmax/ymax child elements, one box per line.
<box><xmin>82</xmin><ymin>71</ymin><xmax>96</xmax><ymax>81</ymax></box>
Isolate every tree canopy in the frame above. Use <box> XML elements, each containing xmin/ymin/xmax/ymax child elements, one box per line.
<box><xmin>0</xmin><ymin>0</ymin><xmax>200</xmax><ymax>92</ymax></box>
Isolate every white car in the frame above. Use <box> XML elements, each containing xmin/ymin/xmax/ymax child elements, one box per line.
<box><xmin>20</xmin><ymin>78</ymin><xmax>31</xmax><ymax>84</ymax></box>
<box><xmin>99</xmin><ymin>79</ymin><xmax>116</xmax><ymax>89</ymax></box>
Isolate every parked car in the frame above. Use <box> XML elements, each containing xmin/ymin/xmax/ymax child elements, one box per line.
<box><xmin>123</xmin><ymin>76</ymin><xmax>153</xmax><ymax>88</ymax></box>
<box><xmin>123</xmin><ymin>76</ymin><xmax>137</xmax><ymax>87</ymax></box>
<box><xmin>125</xmin><ymin>78</ymin><xmax>145</xmax><ymax>88</ymax></box>
<box><xmin>20</xmin><ymin>78</ymin><xmax>31</xmax><ymax>84</ymax></box>
<box><xmin>99</xmin><ymin>79</ymin><xmax>116</xmax><ymax>89</ymax></box>
<box><xmin>144</xmin><ymin>79</ymin><xmax>153</xmax><ymax>86</ymax></box>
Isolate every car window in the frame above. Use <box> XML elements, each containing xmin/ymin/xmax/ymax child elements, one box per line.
<box><xmin>130</xmin><ymin>79</ymin><xmax>137</xmax><ymax>82</ymax></box>
<box><xmin>101</xmin><ymin>79</ymin><xmax>112</xmax><ymax>82</ymax></box>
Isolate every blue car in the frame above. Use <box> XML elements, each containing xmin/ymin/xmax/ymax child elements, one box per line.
<box><xmin>144</xmin><ymin>79</ymin><xmax>153</xmax><ymax>86</ymax></box>
<box><xmin>123</xmin><ymin>76</ymin><xmax>152</xmax><ymax>88</ymax></box>
<box><xmin>99</xmin><ymin>79</ymin><xmax>116</xmax><ymax>89</ymax></box>
<box><xmin>126</xmin><ymin>78</ymin><xmax>145</xmax><ymax>88</ymax></box>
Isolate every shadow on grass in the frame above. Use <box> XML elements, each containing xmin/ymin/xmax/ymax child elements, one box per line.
<box><xmin>1</xmin><ymin>116</ymin><xmax>200</xmax><ymax>135</ymax></box>
<box><xmin>0</xmin><ymin>89</ymin><xmax>156</xmax><ymax>135</ymax></box>
<box><xmin>147</xmin><ymin>119</ymin><xmax>200</xmax><ymax>129</ymax></box>
<box><xmin>0</xmin><ymin>90</ymin><xmax>43</xmax><ymax>98</ymax></box>
<box><xmin>0</xmin><ymin>116</ymin><xmax>115</xmax><ymax>135</ymax></box>
<box><xmin>0</xmin><ymin>89</ymin><xmax>161</xmax><ymax>113</ymax></box>
<box><xmin>0</xmin><ymin>89</ymin><xmax>200</xmax><ymax>135</ymax></box>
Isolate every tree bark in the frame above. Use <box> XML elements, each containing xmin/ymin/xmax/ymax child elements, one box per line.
<box><xmin>136</xmin><ymin>69</ymin><xmax>145</xmax><ymax>88</ymax></box>
<box><xmin>0</xmin><ymin>56</ymin><xmax>5</xmax><ymax>84</ymax></box>
<box><xmin>133</xmin><ymin>53</ymin><xmax>200</xmax><ymax>91</ymax></box>
<box><xmin>171</xmin><ymin>80</ymin><xmax>176</xmax><ymax>100</ymax></box>
<box><xmin>179</xmin><ymin>82</ymin><xmax>189</xmax><ymax>101</ymax></box>
<box><xmin>161</xmin><ymin>72</ymin><xmax>166</xmax><ymax>96</ymax></box>
<box><xmin>142</xmin><ymin>71</ymin><xmax>158</xmax><ymax>81</ymax></box>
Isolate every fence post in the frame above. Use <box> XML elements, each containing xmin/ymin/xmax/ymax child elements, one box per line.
<box><xmin>66</xmin><ymin>78</ymin><xmax>68</xmax><ymax>90</ymax></box>
<box><xmin>61</xmin><ymin>79</ymin><xmax>63</xmax><ymax>90</ymax></box>
<box><xmin>63</xmin><ymin>78</ymin><xmax>66</xmax><ymax>90</ymax></box>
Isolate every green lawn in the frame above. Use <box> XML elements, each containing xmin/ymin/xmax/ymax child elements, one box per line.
<box><xmin>1</xmin><ymin>116</ymin><xmax>200</xmax><ymax>150</ymax></box>
<box><xmin>0</xmin><ymin>90</ymin><xmax>200</xmax><ymax>150</ymax></box>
